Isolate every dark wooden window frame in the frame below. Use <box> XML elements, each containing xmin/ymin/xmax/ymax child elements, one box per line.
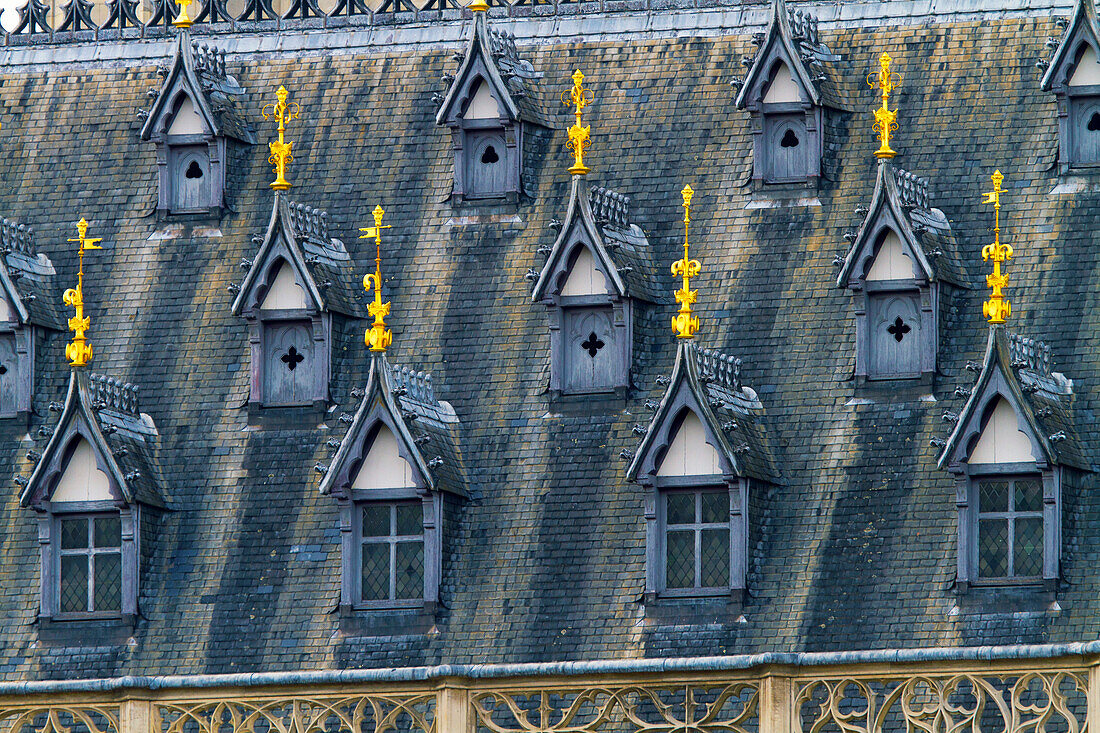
<box><xmin>1065</xmin><ymin>85</ymin><xmax>1100</xmax><ymax>169</ymax></box>
<box><xmin>451</xmin><ymin>117</ymin><xmax>522</xmax><ymax>203</ymax></box>
<box><xmin>749</xmin><ymin>101</ymin><xmax>823</xmax><ymax>189</ymax></box>
<box><xmin>852</xmin><ymin>278</ymin><xmax>937</xmax><ymax>383</ymax></box>
<box><xmin>246</xmin><ymin>307</ymin><xmax>331</xmax><ymax>408</ymax></box>
<box><xmin>0</xmin><ymin>318</ymin><xmax>34</xmax><ymax>418</ymax></box>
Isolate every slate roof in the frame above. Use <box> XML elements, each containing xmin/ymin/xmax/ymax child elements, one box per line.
<box><xmin>0</xmin><ymin>0</ymin><xmax>1099</xmax><ymax>679</ymax></box>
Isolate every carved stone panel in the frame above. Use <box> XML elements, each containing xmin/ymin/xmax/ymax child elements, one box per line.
<box><xmin>562</xmin><ymin>306</ymin><xmax>615</xmax><ymax>393</ymax></box>
<box><xmin>868</xmin><ymin>292</ymin><xmax>921</xmax><ymax>379</ymax></box>
<box><xmin>263</xmin><ymin>320</ymin><xmax>314</xmax><ymax>406</ymax></box>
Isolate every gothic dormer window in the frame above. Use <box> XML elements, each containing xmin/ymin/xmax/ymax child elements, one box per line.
<box><xmin>1041</xmin><ymin>0</ymin><xmax>1100</xmax><ymax>170</ymax></box>
<box><xmin>0</xmin><ymin>218</ymin><xmax>62</xmax><ymax>420</ymax></box>
<box><xmin>319</xmin><ymin>355</ymin><xmax>467</xmax><ymax>628</ymax></box>
<box><xmin>141</xmin><ymin>33</ymin><xmax>254</xmax><ymax>215</ymax></box>
<box><xmin>232</xmin><ymin>199</ymin><xmax>367</xmax><ymax>413</ymax></box>
<box><xmin>627</xmin><ymin>343</ymin><xmax>778</xmax><ymax>607</ymax></box>
<box><xmin>20</xmin><ymin>372</ymin><xmax>165</xmax><ymax>632</ymax></box>
<box><xmin>532</xmin><ymin>181</ymin><xmax>657</xmax><ymax>406</ymax></box>
<box><xmin>734</xmin><ymin>0</ymin><xmax>842</xmax><ymax>191</ymax></box>
<box><xmin>938</xmin><ymin>330</ymin><xmax>1085</xmax><ymax>592</ymax></box>
<box><xmin>435</xmin><ymin>5</ymin><xmax>546</xmax><ymax>202</ymax></box>
<box><xmin>836</xmin><ymin>165</ymin><xmax>962</xmax><ymax>385</ymax></box>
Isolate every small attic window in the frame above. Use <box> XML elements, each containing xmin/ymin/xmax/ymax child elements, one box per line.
<box><xmin>465</xmin><ymin>131</ymin><xmax>508</xmax><ymax>199</ymax></box>
<box><xmin>560</xmin><ymin>247</ymin><xmax>609</xmax><ymax>297</ymax></box>
<box><xmin>967</xmin><ymin>398</ymin><xmax>1036</xmax><ymax>465</ymax></box>
<box><xmin>260</xmin><ymin>261</ymin><xmax>308</xmax><ymax>311</ymax></box>
<box><xmin>657</xmin><ymin>411</ymin><xmax>722</xmax><ymax>477</ymax></box>
<box><xmin>763</xmin><ymin>114</ymin><xmax>811</xmax><ymax>184</ymax></box>
<box><xmin>1051</xmin><ymin>41</ymin><xmax>1100</xmax><ymax>169</ymax></box>
<box><xmin>52</xmin><ymin>438</ymin><xmax>111</xmax><ymax>503</ymax></box>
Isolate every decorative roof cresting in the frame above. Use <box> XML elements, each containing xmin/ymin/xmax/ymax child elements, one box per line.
<box><xmin>982</xmin><ymin>170</ymin><xmax>1012</xmax><ymax>325</ymax></box>
<box><xmin>671</xmin><ymin>185</ymin><xmax>700</xmax><ymax>340</ymax></box>
<box><xmin>359</xmin><ymin>205</ymin><xmax>393</xmax><ymax>353</ymax></box>
<box><xmin>63</xmin><ymin>218</ymin><xmax>102</xmax><ymax>368</ymax></box>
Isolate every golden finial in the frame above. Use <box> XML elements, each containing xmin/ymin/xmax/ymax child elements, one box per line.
<box><xmin>173</xmin><ymin>0</ymin><xmax>193</xmax><ymax>28</ymax></box>
<box><xmin>562</xmin><ymin>70</ymin><xmax>594</xmax><ymax>176</ymax></box>
<box><xmin>261</xmin><ymin>86</ymin><xmax>301</xmax><ymax>192</ymax></box>
<box><xmin>982</xmin><ymin>170</ymin><xmax>1013</xmax><ymax>324</ymax></box>
<box><xmin>867</xmin><ymin>52</ymin><xmax>900</xmax><ymax>159</ymax></box>
<box><xmin>359</xmin><ymin>205</ymin><xmax>393</xmax><ymax>353</ymax></box>
<box><xmin>62</xmin><ymin>218</ymin><xmax>103</xmax><ymax>368</ymax></box>
<box><xmin>671</xmin><ymin>185</ymin><xmax>701</xmax><ymax>339</ymax></box>
<box><xmin>467</xmin><ymin>0</ymin><xmax>489</xmax><ymax>11</ymax></box>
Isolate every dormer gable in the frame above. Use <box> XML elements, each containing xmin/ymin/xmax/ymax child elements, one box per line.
<box><xmin>1041</xmin><ymin>0</ymin><xmax>1100</xmax><ymax>170</ymax></box>
<box><xmin>736</xmin><ymin>0</ymin><xmax>821</xmax><ymax>113</ymax></box>
<box><xmin>1042</xmin><ymin>0</ymin><xmax>1100</xmax><ymax>94</ymax></box>
<box><xmin>319</xmin><ymin>354</ymin><xmax>467</xmax><ymax>499</ymax></box>
<box><xmin>628</xmin><ymin>341</ymin><xmax>778</xmax><ymax>485</ymax></box>
<box><xmin>435</xmin><ymin>12</ymin><xmax>522</xmax><ymax>127</ymax></box>
<box><xmin>21</xmin><ymin>371</ymin><xmax>163</xmax><ymax>510</ymax></box>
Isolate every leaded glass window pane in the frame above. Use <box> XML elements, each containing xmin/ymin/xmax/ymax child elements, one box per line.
<box><xmin>975</xmin><ymin>476</ymin><xmax>1044</xmax><ymax>580</ymax></box>
<box><xmin>60</xmin><ymin>556</ymin><xmax>87</xmax><ymax>613</ymax></box>
<box><xmin>358</xmin><ymin>501</ymin><xmax>425</xmax><ymax>604</ymax></box>
<box><xmin>665</xmin><ymin>530</ymin><xmax>693</xmax><ymax>589</ymax></box>
<box><xmin>93</xmin><ymin>553</ymin><xmax>122</xmax><ymax>612</ymax></box>
<box><xmin>57</xmin><ymin>513</ymin><xmax>123</xmax><ymax>614</ymax></box>
<box><xmin>662</xmin><ymin>489</ymin><xmax>732</xmax><ymax>593</ymax></box>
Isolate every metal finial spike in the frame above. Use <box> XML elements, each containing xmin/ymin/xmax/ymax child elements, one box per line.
<box><xmin>868</xmin><ymin>52</ymin><xmax>900</xmax><ymax>160</ymax></box>
<box><xmin>63</xmin><ymin>218</ymin><xmax>103</xmax><ymax>368</ymax></box>
<box><xmin>359</xmin><ymin>205</ymin><xmax>393</xmax><ymax>353</ymax></box>
<box><xmin>562</xmin><ymin>70</ymin><xmax>594</xmax><ymax>176</ymax></box>
<box><xmin>261</xmin><ymin>85</ymin><xmax>301</xmax><ymax>192</ymax></box>
<box><xmin>671</xmin><ymin>185</ymin><xmax>701</xmax><ymax>339</ymax></box>
<box><xmin>173</xmin><ymin>0</ymin><xmax>193</xmax><ymax>27</ymax></box>
<box><xmin>467</xmin><ymin>0</ymin><xmax>489</xmax><ymax>11</ymax></box>
<box><xmin>981</xmin><ymin>170</ymin><xmax>1013</xmax><ymax>324</ymax></box>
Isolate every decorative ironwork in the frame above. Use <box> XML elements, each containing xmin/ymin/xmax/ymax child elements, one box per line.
<box><xmin>174</xmin><ymin>0</ymin><xmax>193</xmax><ymax>27</ymax></box>
<box><xmin>982</xmin><ymin>169</ymin><xmax>1012</xmax><ymax>325</ymax></box>
<box><xmin>0</xmin><ymin>217</ymin><xmax>35</xmax><ymax>255</ymax></box>
<box><xmin>868</xmin><ymin>52</ymin><xmax>900</xmax><ymax>160</ymax></box>
<box><xmin>472</xmin><ymin>683</ymin><xmax>758</xmax><ymax>733</ymax></box>
<box><xmin>796</xmin><ymin>671</ymin><xmax>1087</xmax><ymax>733</ymax></box>
<box><xmin>895</xmin><ymin>168</ymin><xmax>929</xmax><ymax>210</ymax></box>
<box><xmin>359</xmin><ymin>205</ymin><xmax>393</xmax><ymax>353</ymax></box>
<box><xmin>89</xmin><ymin>373</ymin><xmax>140</xmax><ymax>414</ymax></box>
<box><xmin>288</xmin><ymin>201</ymin><xmax>330</xmax><ymax>243</ymax></box>
<box><xmin>589</xmin><ymin>186</ymin><xmax>630</xmax><ymax>229</ymax></box>
<box><xmin>158</xmin><ymin>695</ymin><xmax>436</xmax><ymax>733</ymax></box>
<box><xmin>1009</xmin><ymin>332</ymin><xmax>1052</xmax><ymax>375</ymax></box>
<box><xmin>63</xmin><ymin>218</ymin><xmax>102</xmax><ymax>368</ymax></box>
<box><xmin>191</xmin><ymin>41</ymin><xmax>227</xmax><ymax>79</ymax></box>
<box><xmin>671</xmin><ymin>184</ymin><xmax>700</xmax><ymax>339</ymax></box>
<box><xmin>563</xmin><ymin>70</ymin><xmax>594</xmax><ymax>176</ymax></box>
<box><xmin>261</xmin><ymin>86</ymin><xmax>301</xmax><ymax>192</ymax></box>
<box><xmin>696</xmin><ymin>344</ymin><xmax>742</xmax><ymax>391</ymax></box>
<box><xmin>388</xmin><ymin>363</ymin><xmax>437</xmax><ymax>406</ymax></box>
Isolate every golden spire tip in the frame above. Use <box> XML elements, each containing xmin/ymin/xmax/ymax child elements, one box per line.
<box><xmin>981</xmin><ymin>170</ymin><xmax>1012</xmax><ymax>325</ymax></box>
<box><xmin>63</xmin><ymin>218</ymin><xmax>102</xmax><ymax>368</ymax></box>
<box><xmin>468</xmin><ymin>0</ymin><xmax>489</xmax><ymax>11</ymax></box>
<box><xmin>262</xmin><ymin>85</ymin><xmax>300</xmax><ymax>192</ymax></box>
<box><xmin>359</xmin><ymin>205</ymin><xmax>393</xmax><ymax>353</ymax></box>
<box><xmin>868</xmin><ymin>52</ymin><xmax>900</xmax><ymax>160</ymax></box>
<box><xmin>563</xmin><ymin>70</ymin><xmax>594</xmax><ymax>176</ymax></box>
<box><xmin>671</xmin><ymin>185</ymin><xmax>700</xmax><ymax>339</ymax></box>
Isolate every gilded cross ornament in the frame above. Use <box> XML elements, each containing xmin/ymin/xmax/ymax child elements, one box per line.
<box><xmin>359</xmin><ymin>205</ymin><xmax>393</xmax><ymax>353</ymax></box>
<box><xmin>262</xmin><ymin>86</ymin><xmax>300</xmax><ymax>192</ymax></box>
<box><xmin>63</xmin><ymin>218</ymin><xmax>102</xmax><ymax>368</ymax></box>
<box><xmin>173</xmin><ymin>0</ymin><xmax>193</xmax><ymax>28</ymax></box>
<box><xmin>671</xmin><ymin>185</ymin><xmax>701</xmax><ymax>339</ymax></box>
<box><xmin>867</xmin><ymin>52</ymin><xmax>899</xmax><ymax>159</ymax></box>
<box><xmin>562</xmin><ymin>70</ymin><xmax>594</xmax><ymax>176</ymax></box>
<box><xmin>981</xmin><ymin>170</ymin><xmax>1013</xmax><ymax>324</ymax></box>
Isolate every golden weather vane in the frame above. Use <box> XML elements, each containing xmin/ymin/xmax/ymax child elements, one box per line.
<box><xmin>174</xmin><ymin>0</ymin><xmax>193</xmax><ymax>28</ymax></box>
<box><xmin>359</xmin><ymin>205</ymin><xmax>393</xmax><ymax>353</ymax></box>
<box><xmin>671</xmin><ymin>185</ymin><xmax>701</xmax><ymax>339</ymax></box>
<box><xmin>262</xmin><ymin>86</ymin><xmax>301</xmax><ymax>192</ymax></box>
<box><xmin>981</xmin><ymin>170</ymin><xmax>1013</xmax><ymax>325</ymax></box>
<box><xmin>562</xmin><ymin>70</ymin><xmax>594</xmax><ymax>176</ymax></box>
<box><xmin>867</xmin><ymin>52</ymin><xmax>899</xmax><ymax>159</ymax></box>
<box><xmin>63</xmin><ymin>218</ymin><xmax>102</xmax><ymax>368</ymax></box>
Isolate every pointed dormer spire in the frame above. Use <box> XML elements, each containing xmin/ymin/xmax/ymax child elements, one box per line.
<box><xmin>173</xmin><ymin>0</ymin><xmax>193</xmax><ymax>28</ymax></box>
<box><xmin>262</xmin><ymin>86</ymin><xmax>300</xmax><ymax>192</ymax></box>
<box><xmin>868</xmin><ymin>52</ymin><xmax>899</xmax><ymax>159</ymax></box>
<box><xmin>359</xmin><ymin>205</ymin><xmax>393</xmax><ymax>352</ymax></box>
<box><xmin>63</xmin><ymin>218</ymin><xmax>102</xmax><ymax>368</ymax></box>
<box><xmin>982</xmin><ymin>170</ymin><xmax>1013</xmax><ymax>325</ymax></box>
<box><xmin>563</xmin><ymin>70</ymin><xmax>594</xmax><ymax>176</ymax></box>
<box><xmin>671</xmin><ymin>185</ymin><xmax>700</xmax><ymax>339</ymax></box>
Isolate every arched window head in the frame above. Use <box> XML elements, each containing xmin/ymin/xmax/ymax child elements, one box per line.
<box><xmin>560</xmin><ymin>247</ymin><xmax>610</xmax><ymax>297</ymax></box>
<box><xmin>657</xmin><ymin>411</ymin><xmax>722</xmax><ymax>477</ymax></box>
<box><xmin>464</xmin><ymin>79</ymin><xmax>501</xmax><ymax>120</ymax></box>
<box><xmin>167</xmin><ymin>96</ymin><xmax>205</xmax><ymax>136</ymax></box>
<box><xmin>52</xmin><ymin>438</ymin><xmax>112</xmax><ymax>504</ymax></box>
<box><xmin>260</xmin><ymin>260</ymin><xmax>308</xmax><ymax>311</ymax></box>
<box><xmin>968</xmin><ymin>398</ymin><xmax>1037</xmax><ymax>465</ymax></box>
<box><xmin>866</xmin><ymin>230</ymin><xmax>916</xmax><ymax>281</ymax></box>
<box><xmin>1070</xmin><ymin>44</ymin><xmax>1100</xmax><ymax>86</ymax></box>
<box><xmin>353</xmin><ymin>424</ymin><xmax>416</xmax><ymax>490</ymax></box>
<box><xmin>763</xmin><ymin>62</ymin><xmax>801</xmax><ymax>104</ymax></box>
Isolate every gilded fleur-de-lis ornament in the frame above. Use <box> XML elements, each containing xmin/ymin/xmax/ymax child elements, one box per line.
<box><xmin>671</xmin><ymin>185</ymin><xmax>701</xmax><ymax>339</ymax></box>
<box><xmin>868</xmin><ymin>52</ymin><xmax>900</xmax><ymax>159</ymax></box>
<box><xmin>359</xmin><ymin>205</ymin><xmax>393</xmax><ymax>352</ymax></box>
<box><xmin>63</xmin><ymin>218</ymin><xmax>103</xmax><ymax>368</ymax></box>
<box><xmin>981</xmin><ymin>170</ymin><xmax>1013</xmax><ymax>324</ymax></box>
<box><xmin>262</xmin><ymin>86</ymin><xmax>301</xmax><ymax>191</ymax></box>
<box><xmin>562</xmin><ymin>70</ymin><xmax>594</xmax><ymax>176</ymax></box>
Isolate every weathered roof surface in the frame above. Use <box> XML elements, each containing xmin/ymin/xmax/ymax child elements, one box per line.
<box><xmin>0</xmin><ymin>2</ymin><xmax>1098</xmax><ymax>679</ymax></box>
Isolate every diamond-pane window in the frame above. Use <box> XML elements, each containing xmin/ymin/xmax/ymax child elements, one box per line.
<box><xmin>662</xmin><ymin>489</ymin><xmax>731</xmax><ymax>593</ymax></box>
<box><xmin>975</xmin><ymin>476</ymin><xmax>1044</xmax><ymax>580</ymax></box>
<box><xmin>56</xmin><ymin>514</ymin><xmax>123</xmax><ymax>615</ymax></box>
<box><xmin>358</xmin><ymin>501</ymin><xmax>424</xmax><ymax>604</ymax></box>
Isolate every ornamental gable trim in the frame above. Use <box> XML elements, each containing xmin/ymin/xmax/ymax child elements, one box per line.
<box><xmin>20</xmin><ymin>371</ymin><xmax>163</xmax><ymax>509</ymax></box>
<box><xmin>319</xmin><ymin>354</ymin><xmax>468</xmax><ymax>498</ymax></box>
<box><xmin>1042</xmin><ymin>0</ymin><xmax>1100</xmax><ymax>92</ymax></box>
<box><xmin>736</xmin><ymin>0</ymin><xmax>827</xmax><ymax>110</ymax></box>
<box><xmin>436</xmin><ymin>12</ymin><xmax>525</xmax><ymax>126</ymax></box>
<box><xmin>627</xmin><ymin>341</ymin><xmax>779</xmax><ymax>485</ymax></box>
<box><xmin>0</xmin><ymin>217</ymin><xmax>63</xmax><ymax>330</ymax></box>
<box><xmin>938</xmin><ymin>328</ymin><xmax>1086</xmax><ymax>471</ymax></box>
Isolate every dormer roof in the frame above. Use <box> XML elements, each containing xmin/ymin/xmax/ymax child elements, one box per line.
<box><xmin>232</xmin><ymin>196</ymin><xmax>367</xmax><ymax>318</ymax></box>
<box><xmin>0</xmin><ymin>217</ymin><xmax>63</xmax><ymax>330</ymax></box>
<box><xmin>735</xmin><ymin>0</ymin><xmax>849</xmax><ymax>111</ymax></box>
<box><xmin>140</xmin><ymin>33</ymin><xmax>254</xmax><ymax>144</ymax></box>
<box><xmin>532</xmin><ymin>177</ymin><xmax>658</xmax><ymax>302</ymax></box>
<box><xmin>319</xmin><ymin>354</ymin><xmax>468</xmax><ymax>498</ymax></box>
<box><xmin>938</xmin><ymin>328</ymin><xmax>1087</xmax><ymax>471</ymax></box>
<box><xmin>1042</xmin><ymin>0</ymin><xmax>1100</xmax><ymax>92</ymax></box>
<box><xmin>627</xmin><ymin>341</ymin><xmax>779</xmax><ymax>485</ymax></box>
<box><xmin>435</xmin><ymin>11</ymin><xmax>547</xmax><ymax>128</ymax></box>
<box><xmin>836</xmin><ymin>163</ymin><xmax>963</xmax><ymax>288</ymax></box>
<box><xmin>21</xmin><ymin>370</ymin><xmax>165</xmax><ymax>509</ymax></box>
